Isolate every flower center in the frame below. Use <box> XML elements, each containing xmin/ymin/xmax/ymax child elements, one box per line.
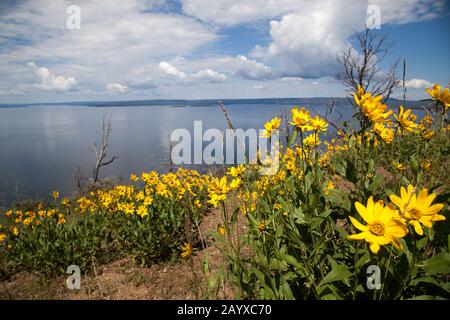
<box><xmin>408</xmin><ymin>208</ymin><xmax>422</xmax><ymax>220</ymax></box>
<box><xmin>369</xmin><ymin>221</ymin><xmax>385</xmax><ymax>236</ymax></box>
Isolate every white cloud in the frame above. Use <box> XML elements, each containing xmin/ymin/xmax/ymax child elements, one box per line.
<box><xmin>260</xmin><ymin>0</ymin><xmax>366</xmax><ymax>78</ymax></box>
<box><xmin>0</xmin><ymin>0</ymin><xmax>216</xmax><ymax>96</ymax></box>
<box><xmin>181</xmin><ymin>0</ymin><xmax>303</xmax><ymax>26</ymax></box>
<box><xmin>106</xmin><ymin>83</ymin><xmax>127</xmax><ymax>93</ymax></box>
<box><xmin>158</xmin><ymin>61</ymin><xmax>228</xmax><ymax>83</ymax></box>
<box><xmin>183</xmin><ymin>0</ymin><xmax>447</xmax><ymax>80</ymax></box>
<box><xmin>182</xmin><ymin>0</ymin><xmax>446</xmax><ymax>26</ymax></box>
<box><xmin>158</xmin><ymin>61</ymin><xmax>188</xmax><ymax>79</ymax></box>
<box><xmin>27</xmin><ymin>62</ymin><xmax>78</xmax><ymax>92</ymax></box>
<box><xmin>404</xmin><ymin>78</ymin><xmax>433</xmax><ymax>89</ymax></box>
<box><xmin>368</xmin><ymin>0</ymin><xmax>446</xmax><ymax>24</ymax></box>
<box><xmin>193</xmin><ymin>69</ymin><xmax>227</xmax><ymax>82</ymax></box>
<box><xmin>235</xmin><ymin>55</ymin><xmax>274</xmax><ymax>80</ymax></box>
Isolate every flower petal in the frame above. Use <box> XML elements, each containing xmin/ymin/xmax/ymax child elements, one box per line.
<box><xmin>369</xmin><ymin>242</ymin><xmax>381</xmax><ymax>254</ymax></box>
<box><xmin>349</xmin><ymin>216</ymin><xmax>368</xmax><ymax>232</ymax></box>
<box><xmin>348</xmin><ymin>231</ymin><xmax>367</xmax><ymax>240</ymax></box>
<box><xmin>412</xmin><ymin>220</ymin><xmax>424</xmax><ymax>236</ymax></box>
<box><xmin>355</xmin><ymin>201</ymin><xmax>372</xmax><ymax>224</ymax></box>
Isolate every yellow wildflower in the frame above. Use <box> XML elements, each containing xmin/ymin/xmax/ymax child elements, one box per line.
<box><xmin>354</xmin><ymin>86</ymin><xmax>393</xmax><ymax>123</ymax></box>
<box><xmin>227</xmin><ymin>164</ymin><xmax>245</xmax><ymax>177</ymax></box>
<box><xmin>57</xmin><ymin>214</ymin><xmax>66</xmax><ymax>225</ymax></box>
<box><xmin>389</xmin><ymin>185</ymin><xmax>446</xmax><ymax>235</ymax></box>
<box><xmin>373</xmin><ymin>122</ymin><xmax>394</xmax><ymax>144</ymax></box>
<box><xmin>61</xmin><ymin>198</ymin><xmax>70</xmax><ymax>207</ymax></box>
<box><xmin>218</xmin><ymin>225</ymin><xmax>226</xmax><ymax>236</ymax></box>
<box><xmin>303</xmin><ymin>133</ymin><xmax>320</xmax><ymax>147</ymax></box>
<box><xmin>310</xmin><ymin>115</ymin><xmax>328</xmax><ymax>133</ymax></box>
<box><xmin>325</xmin><ymin>181</ymin><xmax>334</xmax><ymax>195</ymax></box>
<box><xmin>262</xmin><ymin>116</ymin><xmax>281</xmax><ymax>138</ymax></box>
<box><xmin>181</xmin><ymin>242</ymin><xmax>193</xmax><ymax>258</ymax></box>
<box><xmin>290</xmin><ymin>107</ymin><xmax>312</xmax><ymax>131</ymax></box>
<box><xmin>420</xmin><ymin>160</ymin><xmax>432</xmax><ymax>172</ymax></box>
<box><xmin>136</xmin><ymin>205</ymin><xmax>148</xmax><ymax>218</ymax></box>
<box><xmin>426</xmin><ymin>84</ymin><xmax>450</xmax><ymax>110</ymax></box>
<box><xmin>192</xmin><ymin>199</ymin><xmax>201</xmax><ymax>208</ymax></box>
<box><xmin>394</xmin><ymin>106</ymin><xmax>418</xmax><ymax>134</ymax></box>
<box><xmin>348</xmin><ymin>196</ymin><xmax>408</xmax><ymax>254</ymax></box>
<box><xmin>258</xmin><ymin>222</ymin><xmax>266</xmax><ymax>233</ymax></box>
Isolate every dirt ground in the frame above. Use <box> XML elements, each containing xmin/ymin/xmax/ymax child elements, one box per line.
<box><xmin>0</xmin><ymin>208</ymin><xmax>240</xmax><ymax>300</ymax></box>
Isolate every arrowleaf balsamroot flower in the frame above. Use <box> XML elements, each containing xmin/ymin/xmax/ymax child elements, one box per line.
<box><xmin>348</xmin><ymin>196</ymin><xmax>408</xmax><ymax>254</ymax></box>
<box><xmin>373</xmin><ymin>122</ymin><xmax>394</xmax><ymax>144</ymax></box>
<box><xmin>262</xmin><ymin>117</ymin><xmax>281</xmax><ymax>138</ymax></box>
<box><xmin>426</xmin><ymin>84</ymin><xmax>450</xmax><ymax>110</ymax></box>
<box><xmin>389</xmin><ymin>185</ymin><xmax>446</xmax><ymax>236</ymax></box>
<box><xmin>181</xmin><ymin>242</ymin><xmax>193</xmax><ymax>258</ymax></box>
<box><xmin>310</xmin><ymin>115</ymin><xmax>328</xmax><ymax>133</ymax></box>
<box><xmin>290</xmin><ymin>107</ymin><xmax>312</xmax><ymax>131</ymax></box>
<box><xmin>353</xmin><ymin>86</ymin><xmax>393</xmax><ymax>123</ymax></box>
<box><xmin>394</xmin><ymin>106</ymin><xmax>418</xmax><ymax>134</ymax></box>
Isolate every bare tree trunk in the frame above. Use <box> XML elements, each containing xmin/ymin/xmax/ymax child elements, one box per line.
<box><xmin>92</xmin><ymin>113</ymin><xmax>118</xmax><ymax>183</ymax></box>
<box><xmin>402</xmin><ymin>58</ymin><xmax>407</xmax><ymax>103</ymax></box>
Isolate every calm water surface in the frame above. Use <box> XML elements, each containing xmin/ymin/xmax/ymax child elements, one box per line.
<box><xmin>0</xmin><ymin>102</ymin><xmax>354</xmax><ymax>205</ymax></box>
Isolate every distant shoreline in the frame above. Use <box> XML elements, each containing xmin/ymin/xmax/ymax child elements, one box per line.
<box><xmin>0</xmin><ymin>97</ymin><xmax>431</xmax><ymax>109</ymax></box>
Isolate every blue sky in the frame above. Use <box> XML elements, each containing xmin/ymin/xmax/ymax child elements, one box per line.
<box><xmin>0</xmin><ymin>0</ymin><xmax>448</xmax><ymax>103</ymax></box>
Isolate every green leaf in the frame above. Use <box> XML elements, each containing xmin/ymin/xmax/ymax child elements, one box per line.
<box><xmin>319</xmin><ymin>264</ymin><xmax>352</xmax><ymax>287</ymax></box>
<box><xmin>326</xmin><ymin>190</ymin><xmax>351</xmax><ymax>212</ymax></box>
<box><xmin>368</xmin><ymin>175</ymin><xmax>384</xmax><ymax>193</ymax></box>
<box><xmin>310</xmin><ymin>209</ymin><xmax>333</xmax><ymax>229</ymax></box>
<box><xmin>419</xmin><ymin>252</ymin><xmax>450</xmax><ymax>275</ymax></box>
<box><xmin>292</xmin><ymin>207</ymin><xmax>305</xmax><ymax>224</ymax></box>
<box><xmin>287</xmin><ymin>130</ymin><xmax>298</xmax><ymax>147</ymax></box>
<box><xmin>345</xmin><ymin>159</ymin><xmax>358</xmax><ymax>184</ymax></box>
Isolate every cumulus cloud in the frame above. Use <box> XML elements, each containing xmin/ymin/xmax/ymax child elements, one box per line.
<box><xmin>183</xmin><ymin>0</ymin><xmax>447</xmax><ymax>79</ymax></box>
<box><xmin>158</xmin><ymin>61</ymin><xmax>188</xmax><ymax>79</ymax></box>
<box><xmin>106</xmin><ymin>83</ymin><xmax>127</xmax><ymax>94</ymax></box>
<box><xmin>27</xmin><ymin>62</ymin><xmax>78</xmax><ymax>92</ymax></box>
<box><xmin>0</xmin><ymin>0</ymin><xmax>216</xmax><ymax>96</ymax></box>
<box><xmin>235</xmin><ymin>55</ymin><xmax>274</xmax><ymax>80</ymax></box>
<box><xmin>260</xmin><ymin>0</ymin><xmax>366</xmax><ymax>78</ymax></box>
<box><xmin>158</xmin><ymin>61</ymin><xmax>228</xmax><ymax>83</ymax></box>
<box><xmin>404</xmin><ymin>78</ymin><xmax>433</xmax><ymax>89</ymax></box>
<box><xmin>193</xmin><ymin>69</ymin><xmax>227</xmax><ymax>82</ymax></box>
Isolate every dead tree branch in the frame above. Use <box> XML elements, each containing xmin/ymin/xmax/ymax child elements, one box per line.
<box><xmin>92</xmin><ymin>113</ymin><xmax>118</xmax><ymax>183</ymax></box>
<box><xmin>337</xmin><ymin>28</ymin><xmax>400</xmax><ymax>103</ymax></box>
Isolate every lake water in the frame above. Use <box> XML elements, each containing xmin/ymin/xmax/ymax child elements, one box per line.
<box><xmin>0</xmin><ymin>101</ymin><xmax>356</xmax><ymax>206</ymax></box>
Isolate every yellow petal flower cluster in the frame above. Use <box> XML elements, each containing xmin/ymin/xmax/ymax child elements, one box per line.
<box><xmin>353</xmin><ymin>86</ymin><xmax>393</xmax><ymax>123</ymax></box>
<box><xmin>389</xmin><ymin>185</ymin><xmax>445</xmax><ymax>235</ymax></box>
